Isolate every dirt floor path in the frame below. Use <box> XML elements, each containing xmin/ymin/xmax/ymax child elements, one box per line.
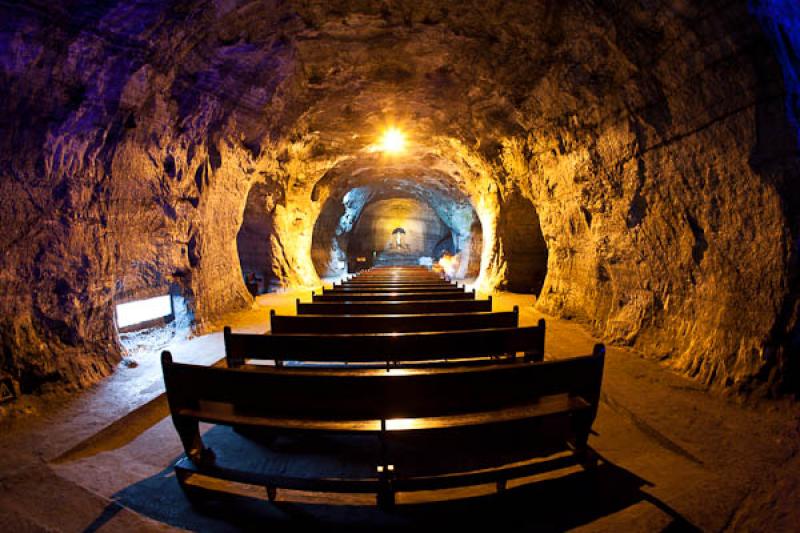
<box><xmin>1</xmin><ymin>290</ymin><xmax>798</xmax><ymax>531</ymax></box>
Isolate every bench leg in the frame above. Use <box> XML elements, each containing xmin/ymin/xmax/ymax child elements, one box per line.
<box><xmin>174</xmin><ymin>416</ymin><xmax>215</xmax><ymax>467</ymax></box>
<box><xmin>377</xmin><ymin>488</ymin><xmax>396</xmax><ymax>510</ymax></box>
<box><xmin>571</xmin><ymin>411</ymin><xmax>599</xmax><ymax>470</ymax></box>
<box><xmin>266</xmin><ymin>486</ymin><xmax>277</xmax><ymax>502</ymax></box>
<box><xmin>377</xmin><ymin>465</ymin><xmax>396</xmax><ymax>511</ymax></box>
<box><xmin>576</xmin><ymin>446</ymin><xmax>600</xmax><ymax>470</ymax></box>
<box><xmin>496</xmin><ymin>479</ymin><xmax>507</xmax><ymax>493</ymax></box>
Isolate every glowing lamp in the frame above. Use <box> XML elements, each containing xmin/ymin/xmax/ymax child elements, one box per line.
<box><xmin>379</xmin><ymin>127</ymin><xmax>406</xmax><ymax>154</ymax></box>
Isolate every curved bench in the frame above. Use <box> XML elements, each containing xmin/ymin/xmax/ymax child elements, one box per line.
<box><xmin>163</xmin><ymin>345</ymin><xmax>605</xmax><ymax>508</ymax></box>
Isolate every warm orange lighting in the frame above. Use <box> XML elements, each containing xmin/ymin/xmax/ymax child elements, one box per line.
<box><xmin>385</xmin><ymin>418</ymin><xmax>423</xmax><ymax>430</ymax></box>
<box><xmin>379</xmin><ymin>127</ymin><xmax>406</xmax><ymax>154</ymax></box>
<box><xmin>436</xmin><ymin>253</ymin><xmax>460</xmax><ymax>278</ymax></box>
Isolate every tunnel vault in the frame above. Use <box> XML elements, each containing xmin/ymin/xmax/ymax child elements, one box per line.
<box><xmin>1</xmin><ymin>0</ymin><xmax>799</xmax><ymax>396</ymax></box>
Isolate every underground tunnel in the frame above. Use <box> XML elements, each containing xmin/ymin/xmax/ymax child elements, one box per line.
<box><xmin>1</xmin><ymin>0</ymin><xmax>800</xmax><ymax>531</ymax></box>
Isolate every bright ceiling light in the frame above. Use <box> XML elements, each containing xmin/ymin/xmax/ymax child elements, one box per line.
<box><xmin>379</xmin><ymin>127</ymin><xmax>406</xmax><ymax>154</ymax></box>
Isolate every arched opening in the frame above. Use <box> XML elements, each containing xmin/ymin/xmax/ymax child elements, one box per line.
<box><xmin>311</xmin><ymin>183</ymin><xmax>483</xmax><ymax>280</ymax></box>
<box><xmin>498</xmin><ymin>191</ymin><xmax>548</xmax><ymax>295</ymax></box>
<box><xmin>236</xmin><ymin>183</ymin><xmax>273</xmax><ymax>295</ymax></box>
<box><xmin>348</xmin><ymin>198</ymin><xmax>450</xmax><ymax>269</ymax></box>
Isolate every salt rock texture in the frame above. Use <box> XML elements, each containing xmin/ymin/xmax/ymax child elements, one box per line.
<box><xmin>0</xmin><ymin>0</ymin><xmax>799</xmax><ymax>396</ymax></box>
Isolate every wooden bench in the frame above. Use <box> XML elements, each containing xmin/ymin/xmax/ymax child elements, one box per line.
<box><xmin>345</xmin><ymin>279</ymin><xmax>449</xmax><ymax>285</ymax></box>
<box><xmin>225</xmin><ymin>320</ymin><xmax>545</xmax><ymax>367</ymax></box>
<box><xmin>336</xmin><ymin>284</ymin><xmax>457</xmax><ymax>290</ymax></box>
<box><xmin>269</xmin><ymin>308</ymin><xmax>519</xmax><ymax>334</ymax></box>
<box><xmin>311</xmin><ymin>290</ymin><xmax>475</xmax><ymax>302</ymax></box>
<box><xmin>354</xmin><ymin>267</ymin><xmax>438</xmax><ymax>275</ymax></box>
<box><xmin>343</xmin><ymin>272</ymin><xmax>448</xmax><ymax>279</ymax></box>
<box><xmin>163</xmin><ymin>345</ymin><xmax>605</xmax><ymax>508</ymax></box>
<box><xmin>297</xmin><ymin>298</ymin><xmax>492</xmax><ymax>315</ymax></box>
<box><xmin>333</xmin><ymin>283</ymin><xmax>456</xmax><ymax>292</ymax></box>
<box><xmin>335</xmin><ymin>278</ymin><xmax>455</xmax><ymax>284</ymax></box>
<box><xmin>325</xmin><ymin>285</ymin><xmax>464</xmax><ymax>293</ymax></box>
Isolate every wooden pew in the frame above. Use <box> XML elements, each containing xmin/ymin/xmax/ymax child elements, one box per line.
<box><xmin>269</xmin><ymin>308</ymin><xmax>519</xmax><ymax>334</ymax></box>
<box><xmin>163</xmin><ymin>345</ymin><xmax>605</xmax><ymax>508</ymax></box>
<box><xmin>348</xmin><ymin>277</ymin><xmax>447</xmax><ymax>284</ymax></box>
<box><xmin>336</xmin><ymin>284</ymin><xmax>457</xmax><ymax>291</ymax></box>
<box><xmin>225</xmin><ymin>320</ymin><xmax>545</xmax><ymax>367</ymax></box>
<box><xmin>297</xmin><ymin>298</ymin><xmax>492</xmax><ymax>315</ymax></box>
<box><xmin>347</xmin><ymin>272</ymin><xmax>445</xmax><ymax>279</ymax></box>
<box><xmin>356</xmin><ymin>267</ymin><xmax>436</xmax><ymax>275</ymax></box>
<box><xmin>337</xmin><ymin>280</ymin><xmax>455</xmax><ymax>286</ymax></box>
<box><xmin>311</xmin><ymin>290</ymin><xmax>475</xmax><ymax>302</ymax></box>
<box><xmin>325</xmin><ymin>286</ymin><xmax>464</xmax><ymax>293</ymax></box>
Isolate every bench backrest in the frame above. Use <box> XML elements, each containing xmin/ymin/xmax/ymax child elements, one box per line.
<box><xmin>164</xmin><ymin>345</ymin><xmax>604</xmax><ymax>424</ymax></box>
<box><xmin>338</xmin><ymin>281</ymin><xmax>454</xmax><ymax>286</ymax></box>
<box><xmin>350</xmin><ymin>274</ymin><xmax>444</xmax><ymax>281</ymax></box>
<box><xmin>325</xmin><ymin>286</ymin><xmax>464</xmax><ymax>293</ymax></box>
<box><xmin>225</xmin><ymin>320</ymin><xmax>545</xmax><ymax>367</ymax></box>
<box><xmin>269</xmin><ymin>309</ymin><xmax>519</xmax><ymax>334</ymax></box>
<box><xmin>311</xmin><ymin>291</ymin><xmax>475</xmax><ymax>302</ymax></box>
<box><xmin>297</xmin><ymin>298</ymin><xmax>492</xmax><ymax>315</ymax></box>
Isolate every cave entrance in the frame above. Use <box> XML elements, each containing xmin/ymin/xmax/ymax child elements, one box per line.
<box><xmin>498</xmin><ymin>191</ymin><xmax>548</xmax><ymax>295</ymax></box>
<box><xmin>236</xmin><ymin>182</ymin><xmax>273</xmax><ymax>295</ymax></box>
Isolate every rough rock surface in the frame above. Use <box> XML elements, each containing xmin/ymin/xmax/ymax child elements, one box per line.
<box><xmin>0</xmin><ymin>0</ymin><xmax>799</xmax><ymax>395</ymax></box>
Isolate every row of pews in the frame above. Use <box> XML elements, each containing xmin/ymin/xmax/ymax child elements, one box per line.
<box><xmin>161</xmin><ymin>266</ymin><xmax>606</xmax><ymax>509</ymax></box>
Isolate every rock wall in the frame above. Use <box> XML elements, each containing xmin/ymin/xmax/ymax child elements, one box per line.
<box><xmin>0</xmin><ymin>0</ymin><xmax>798</xmax><ymax>396</ymax></box>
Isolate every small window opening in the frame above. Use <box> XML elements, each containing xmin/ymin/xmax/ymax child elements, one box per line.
<box><xmin>115</xmin><ymin>290</ymin><xmax>193</xmax><ymax>361</ymax></box>
<box><xmin>116</xmin><ymin>294</ymin><xmax>173</xmax><ymax>331</ymax></box>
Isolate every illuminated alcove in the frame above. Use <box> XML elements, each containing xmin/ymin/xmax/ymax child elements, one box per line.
<box><xmin>497</xmin><ymin>191</ymin><xmax>548</xmax><ymax>295</ymax></box>
<box><xmin>112</xmin><ymin>285</ymin><xmax>193</xmax><ymax>360</ymax></box>
<box><xmin>348</xmin><ymin>197</ymin><xmax>451</xmax><ymax>268</ymax></box>
<box><xmin>311</xmin><ymin>176</ymin><xmax>484</xmax><ymax>279</ymax></box>
<box><xmin>236</xmin><ymin>182</ymin><xmax>273</xmax><ymax>295</ymax></box>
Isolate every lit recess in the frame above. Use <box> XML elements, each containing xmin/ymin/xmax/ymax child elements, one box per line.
<box><xmin>379</xmin><ymin>127</ymin><xmax>406</xmax><ymax>154</ymax></box>
<box><xmin>116</xmin><ymin>295</ymin><xmax>172</xmax><ymax>329</ymax></box>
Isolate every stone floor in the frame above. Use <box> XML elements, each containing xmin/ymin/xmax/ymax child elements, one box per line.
<box><xmin>1</xmin><ymin>289</ymin><xmax>799</xmax><ymax>531</ymax></box>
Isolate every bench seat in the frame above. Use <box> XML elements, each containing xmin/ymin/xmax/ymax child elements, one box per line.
<box><xmin>175</xmin><ymin>434</ymin><xmax>583</xmax><ymax>500</ymax></box>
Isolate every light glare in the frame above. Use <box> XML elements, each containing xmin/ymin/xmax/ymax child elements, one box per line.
<box><xmin>379</xmin><ymin>127</ymin><xmax>406</xmax><ymax>154</ymax></box>
<box><xmin>116</xmin><ymin>295</ymin><xmax>172</xmax><ymax>328</ymax></box>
